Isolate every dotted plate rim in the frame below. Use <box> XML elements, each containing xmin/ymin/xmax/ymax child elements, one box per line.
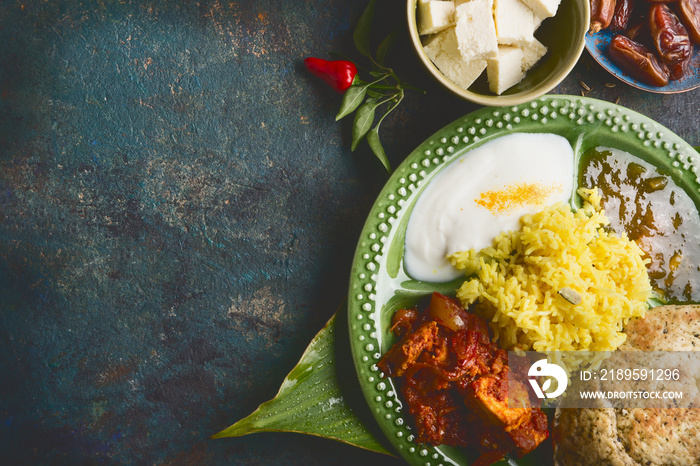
<box><xmin>347</xmin><ymin>95</ymin><xmax>700</xmax><ymax>466</ymax></box>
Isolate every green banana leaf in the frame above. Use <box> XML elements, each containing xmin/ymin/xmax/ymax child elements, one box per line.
<box><xmin>212</xmin><ymin>309</ymin><xmax>394</xmax><ymax>456</ymax></box>
<box><xmin>212</xmin><ymin>307</ymin><xmax>551</xmax><ymax>466</ymax></box>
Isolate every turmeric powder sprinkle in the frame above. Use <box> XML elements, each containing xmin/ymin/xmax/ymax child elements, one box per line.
<box><xmin>475</xmin><ymin>182</ymin><xmax>563</xmax><ymax>215</ymax></box>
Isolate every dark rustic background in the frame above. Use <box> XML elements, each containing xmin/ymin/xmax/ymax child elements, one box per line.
<box><xmin>0</xmin><ymin>0</ymin><xmax>698</xmax><ymax>464</ymax></box>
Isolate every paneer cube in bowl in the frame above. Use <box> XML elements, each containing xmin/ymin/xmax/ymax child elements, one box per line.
<box><xmin>415</xmin><ymin>0</ymin><xmax>563</xmax><ymax>95</ymax></box>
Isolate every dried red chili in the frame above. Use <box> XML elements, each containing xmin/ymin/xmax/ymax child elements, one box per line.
<box><xmin>649</xmin><ymin>3</ymin><xmax>693</xmax><ymax>80</ymax></box>
<box><xmin>304</xmin><ymin>57</ymin><xmax>358</xmax><ymax>93</ymax></box>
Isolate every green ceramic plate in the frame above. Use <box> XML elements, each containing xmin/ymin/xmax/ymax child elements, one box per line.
<box><xmin>347</xmin><ymin>95</ymin><xmax>700</xmax><ymax>466</ymax></box>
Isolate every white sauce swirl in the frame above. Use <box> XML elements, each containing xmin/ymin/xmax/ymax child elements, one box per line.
<box><xmin>404</xmin><ymin>132</ymin><xmax>575</xmax><ymax>282</ymax></box>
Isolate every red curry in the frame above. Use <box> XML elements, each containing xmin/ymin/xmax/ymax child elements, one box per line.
<box><xmin>378</xmin><ymin>293</ymin><xmax>549</xmax><ymax>465</ymax></box>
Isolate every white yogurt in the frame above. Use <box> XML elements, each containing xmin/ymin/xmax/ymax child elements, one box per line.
<box><xmin>404</xmin><ymin>132</ymin><xmax>575</xmax><ymax>282</ymax></box>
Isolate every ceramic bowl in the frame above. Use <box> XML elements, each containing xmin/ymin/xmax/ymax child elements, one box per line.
<box><xmin>585</xmin><ymin>29</ymin><xmax>700</xmax><ymax>94</ymax></box>
<box><xmin>407</xmin><ymin>0</ymin><xmax>590</xmax><ymax>106</ymax></box>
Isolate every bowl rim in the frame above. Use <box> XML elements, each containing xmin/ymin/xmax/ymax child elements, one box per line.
<box><xmin>584</xmin><ymin>31</ymin><xmax>700</xmax><ymax>94</ymax></box>
<box><xmin>406</xmin><ymin>0</ymin><xmax>591</xmax><ymax>106</ymax></box>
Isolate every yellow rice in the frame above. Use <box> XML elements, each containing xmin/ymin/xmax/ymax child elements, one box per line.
<box><xmin>449</xmin><ymin>188</ymin><xmax>651</xmax><ymax>353</ymax></box>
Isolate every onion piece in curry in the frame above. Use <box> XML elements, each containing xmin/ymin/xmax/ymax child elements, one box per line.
<box><xmin>378</xmin><ymin>293</ymin><xmax>549</xmax><ymax>465</ymax></box>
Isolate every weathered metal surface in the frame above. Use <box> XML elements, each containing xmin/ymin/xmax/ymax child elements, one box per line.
<box><xmin>0</xmin><ymin>0</ymin><xmax>698</xmax><ymax>464</ymax></box>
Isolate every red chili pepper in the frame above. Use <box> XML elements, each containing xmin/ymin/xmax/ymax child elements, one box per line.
<box><xmin>304</xmin><ymin>57</ymin><xmax>358</xmax><ymax>93</ymax></box>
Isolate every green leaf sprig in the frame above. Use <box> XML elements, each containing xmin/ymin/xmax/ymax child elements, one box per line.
<box><xmin>337</xmin><ymin>0</ymin><xmax>421</xmax><ymax>173</ymax></box>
